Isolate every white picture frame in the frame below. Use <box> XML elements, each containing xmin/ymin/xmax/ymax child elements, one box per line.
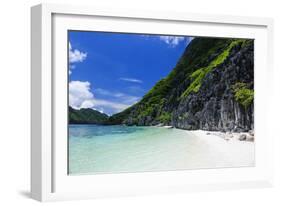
<box><xmin>31</xmin><ymin>3</ymin><xmax>274</xmax><ymax>202</ymax></box>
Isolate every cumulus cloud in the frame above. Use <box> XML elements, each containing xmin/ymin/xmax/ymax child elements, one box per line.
<box><xmin>69</xmin><ymin>81</ymin><xmax>140</xmax><ymax>115</ymax></box>
<box><xmin>68</xmin><ymin>42</ymin><xmax>87</xmax><ymax>75</ymax></box>
<box><xmin>159</xmin><ymin>36</ymin><xmax>187</xmax><ymax>47</ymax></box>
<box><xmin>69</xmin><ymin>43</ymin><xmax>87</xmax><ymax>63</ymax></box>
<box><xmin>119</xmin><ymin>77</ymin><xmax>143</xmax><ymax>83</ymax></box>
<box><xmin>69</xmin><ymin>81</ymin><xmax>94</xmax><ymax>109</ymax></box>
<box><xmin>141</xmin><ymin>34</ymin><xmax>194</xmax><ymax>47</ymax></box>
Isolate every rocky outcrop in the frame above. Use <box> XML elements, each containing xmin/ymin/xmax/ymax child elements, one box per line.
<box><xmin>172</xmin><ymin>42</ymin><xmax>254</xmax><ymax>132</ymax></box>
<box><xmin>107</xmin><ymin>38</ymin><xmax>254</xmax><ymax>132</ymax></box>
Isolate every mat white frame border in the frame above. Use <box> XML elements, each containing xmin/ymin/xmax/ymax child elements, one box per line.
<box><xmin>31</xmin><ymin>3</ymin><xmax>274</xmax><ymax>202</ymax></box>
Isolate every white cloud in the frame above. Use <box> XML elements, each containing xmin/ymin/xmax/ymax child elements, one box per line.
<box><xmin>122</xmin><ymin>96</ymin><xmax>140</xmax><ymax>105</ymax></box>
<box><xmin>69</xmin><ymin>81</ymin><xmax>140</xmax><ymax>115</ymax></box>
<box><xmin>127</xmin><ymin>86</ymin><xmax>145</xmax><ymax>94</ymax></box>
<box><xmin>69</xmin><ymin>81</ymin><xmax>93</xmax><ymax>109</ymax></box>
<box><xmin>95</xmin><ymin>88</ymin><xmax>124</xmax><ymax>97</ymax></box>
<box><xmin>68</xmin><ymin>65</ymin><xmax>76</xmax><ymax>75</ymax></box>
<box><xmin>141</xmin><ymin>35</ymin><xmax>194</xmax><ymax>47</ymax></box>
<box><xmin>159</xmin><ymin>36</ymin><xmax>186</xmax><ymax>47</ymax></box>
<box><xmin>69</xmin><ymin>65</ymin><xmax>76</xmax><ymax>69</ymax></box>
<box><xmin>68</xmin><ymin>42</ymin><xmax>87</xmax><ymax>75</ymax></box>
<box><xmin>119</xmin><ymin>77</ymin><xmax>143</xmax><ymax>83</ymax></box>
<box><xmin>92</xmin><ymin>99</ymin><xmax>130</xmax><ymax>112</ymax></box>
<box><xmin>69</xmin><ymin>42</ymin><xmax>87</xmax><ymax>63</ymax></box>
<box><xmin>95</xmin><ymin>88</ymin><xmax>131</xmax><ymax>98</ymax></box>
<box><xmin>97</xmin><ymin>108</ymin><xmax>104</xmax><ymax>113</ymax></box>
<box><xmin>80</xmin><ymin>100</ymin><xmax>95</xmax><ymax>109</ymax></box>
<box><xmin>95</xmin><ymin>88</ymin><xmax>140</xmax><ymax>106</ymax></box>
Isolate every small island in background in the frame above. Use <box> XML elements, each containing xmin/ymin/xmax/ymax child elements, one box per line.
<box><xmin>68</xmin><ymin>33</ymin><xmax>254</xmax><ymax>175</ymax></box>
<box><xmin>69</xmin><ymin>106</ymin><xmax>108</xmax><ymax>124</ymax></box>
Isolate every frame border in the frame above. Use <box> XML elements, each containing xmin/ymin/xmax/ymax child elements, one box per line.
<box><xmin>31</xmin><ymin>3</ymin><xmax>274</xmax><ymax>201</ymax></box>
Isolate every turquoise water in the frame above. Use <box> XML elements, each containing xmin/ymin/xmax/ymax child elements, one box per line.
<box><xmin>69</xmin><ymin>125</ymin><xmax>254</xmax><ymax>175</ymax></box>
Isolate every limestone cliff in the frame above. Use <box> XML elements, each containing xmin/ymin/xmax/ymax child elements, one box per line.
<box><xmin>107</xmin><ymin>38</ymin><xmax>254</xmax><ymax>132</ymax></box>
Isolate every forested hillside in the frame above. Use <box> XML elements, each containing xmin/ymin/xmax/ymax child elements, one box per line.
<box><xmin>106</xmin><ymin>37</ymin><xmax>254</xmax><ymax>132</ymax></box>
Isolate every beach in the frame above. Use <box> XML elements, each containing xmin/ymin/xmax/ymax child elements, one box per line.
<box><xmin>189</xmin><ymin>130</ymin><xmax>255</xmax><ymax>168</ymax></box>
<box><xmin>69</xmin><ymin>125</ymin><xmax>255</xmax><ymax>175</ymax></box>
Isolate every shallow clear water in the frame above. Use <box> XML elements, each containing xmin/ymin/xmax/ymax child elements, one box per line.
<box><xmin>69</xmin><ymin>125</ymin><xmax>254</xmax><ymax>175</ymax></box>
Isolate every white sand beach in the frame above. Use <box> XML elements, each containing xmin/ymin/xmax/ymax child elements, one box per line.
<box><xmin>188</xmin><ymin>130</ymin><xmax>255</xmax><ymax>168</ymax></box>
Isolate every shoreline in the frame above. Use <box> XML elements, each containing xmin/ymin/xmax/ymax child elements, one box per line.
<box><xmin>193</xmin><ymin>130</ymin><xmax>254</xmax><ymax>142</ymax></box>
<box><xmin>70</xmin><ymin>123</ymin><xmax>254</xmax><ymax>142</ymax></box>
<box><xmin>189</xmin><ymin>129</ymin><xmax>255</xmax><ymax>143</ymax></box>
<box><xmin>154</xmin><ymin>124</ymin><xmax>255</xmax><ymax>142</ymax></box>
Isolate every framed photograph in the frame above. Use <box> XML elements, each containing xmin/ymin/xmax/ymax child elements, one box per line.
<box><xmin>31</xmin><ymin>3</ymin><xmax>274</xmax><ymax>201</ymax></box>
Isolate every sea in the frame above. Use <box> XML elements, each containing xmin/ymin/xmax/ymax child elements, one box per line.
<box><xmin>69</xmin><ymin>124</ymin><xmax>254</xmax><ymax>175</ymax></box>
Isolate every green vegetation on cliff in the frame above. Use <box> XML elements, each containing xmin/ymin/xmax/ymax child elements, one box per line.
<box><xmin>156</xmin><ymin>112</ymin><xmax>171</xmax><ymax>124</ymax></box>
<box><xmin>181</xmin><ymin>40</ymin><xmax>246</xmax><ymax>98</ymax></box>
<box><xmin>232</xmin><ymin>82</ymin><xmax>254</xmax><ymax>108</ymax></box>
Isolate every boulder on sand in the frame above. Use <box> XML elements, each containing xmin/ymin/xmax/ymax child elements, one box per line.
<box><xmin>239</xmin><ymin>134</ymin><xmax>247</xmax><ymax>141</ymax></box>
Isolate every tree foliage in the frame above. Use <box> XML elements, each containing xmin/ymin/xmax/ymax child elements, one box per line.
<box><xmin>232</xmin><ymin>82</ymin><xmax>254</xmax><ymax>108</ymax></box>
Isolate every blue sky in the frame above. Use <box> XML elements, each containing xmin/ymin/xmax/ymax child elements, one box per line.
<box><xmin>68</xmin><ymin>31</ymin><xmax>193</xmax><ymax>115</ymax></box>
